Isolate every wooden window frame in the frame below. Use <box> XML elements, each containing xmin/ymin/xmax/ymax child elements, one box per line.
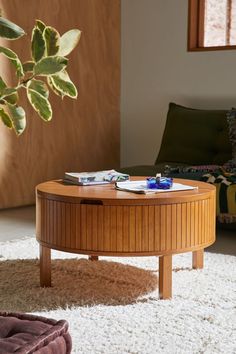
<box><xmin>188</xmin><ymin>0</ymin><xmax>236</xmax><ymax>51</ymax></box>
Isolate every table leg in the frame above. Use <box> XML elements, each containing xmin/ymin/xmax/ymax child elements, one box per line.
<box><xmin>192</xmin><ymin>249</ymin><xmax>204</xmax><ymax>269</ymax></box>
<box><xmin>40</xmin><ymin>245</ymin><xmax>51</xmax><ymax>287</ymax></box>
<box><xmin>89</xmin><ymin>255</ymin><xmax>99</xmax><ymax>261</ymax></box>
<box><xmin>159</xmin><ymin>255</ymin><xmax>172</xmax><ymax>299</ymax></box>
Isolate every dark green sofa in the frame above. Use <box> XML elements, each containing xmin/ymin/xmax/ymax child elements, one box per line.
<box><xmin>120</xmin><ymin>103</ymin><xmax>236</xmax><ymax>228</ymax></box>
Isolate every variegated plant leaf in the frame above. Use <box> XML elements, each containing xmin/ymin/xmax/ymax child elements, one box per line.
<box><xmin>1</xmin><ymin>87</ymin><xmax>18</xmax><ymax>104</ymax></box>
<box><xmin>31</xmin><ymin>27</ymin><xmax>45</xmax><ymax>62</ymax></box>
<box><xmin>0</xmin><ymin>46</ymin><xmax>24</xmax><ymax>77</ymax></box>
<box><xmin>51</xmin><ymin>70</ymin><xmax>77</xmax><ymax>98</ymax></box>
<box><xmin>34</xmin><ymin>56</ymin><xmax>68</xmax><ymax>76</ymax></box>
<box><xmin>7</xmin><ymin>103</ymin><xmax>26</xmax><ymax>135</ymax></box>
<box><xmin>47</xmin><ymin>76</ymin><xmax>64</xmax><ymax>97</ymax></box>
<box><xmin>0</xmin><ymin>107</ymin><xmax>12</xmax><ymax>128</ymax></box>
<box><xmin>27</xmin><ymin>79</ymin><xmax>49</xmax><ymax>98</ymax></box>
<box><xmin>58</xmin><ymin>29</ymin><xmax>81</xmax><ymax>56</ymax></box>
<box><xmin>43</xmin><ymin>26</ymin><xmax>60</xmax><ymax>56</ymax></box>
<box><xmin>27</xmin><ymin>87</ymin><xmax>52</xmax><ymax>121</ymax></box>
<box><xmin>0</xmin><ymin>76</ymin><xmax>6</xmax><ymax>92</ymax></box>
<box><xmin>35</xmin><ymin>19</ymin><xmax>46</xmax><ymax>33</ymax></box>
<box><xmin>0</xmin><ymin>17</ymin><xmax>25</xmax><ymax>40</ymax></box>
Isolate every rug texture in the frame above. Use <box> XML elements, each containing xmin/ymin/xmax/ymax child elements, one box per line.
<box><xmin>0</xmin><ymin>237</ymin><xmax>236</xmax><ymax>354</ymax></box>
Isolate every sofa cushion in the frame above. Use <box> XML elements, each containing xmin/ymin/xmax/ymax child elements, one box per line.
<box><xmin>0</xmin><ymin>312</ymin><xmax>72</xmax><ymax>354</ymax></box>
<box><xmin>156</xmin><ymin>103</ymin><xmax>232</xmax><ymax>165</ymax></box>
<box><xmin>119</xmin><ymin>162</ymin><xmax>189</xmax><ymax>177</ymax></box>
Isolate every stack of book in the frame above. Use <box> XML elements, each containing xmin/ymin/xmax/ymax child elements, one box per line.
<box><xmin>64</xmin><ymin>169</ymin><xmax>129</xmax><ymax>186</ymax></box>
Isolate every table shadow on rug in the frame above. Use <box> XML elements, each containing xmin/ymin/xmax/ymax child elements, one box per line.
<box><xmin>0</xmin><ymin>258</ymin><xmax>158</xmax><ymax>312</ymax></box>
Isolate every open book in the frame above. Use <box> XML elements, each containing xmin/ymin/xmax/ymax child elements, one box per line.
<box><xmin>64</xmin><ymin>170</ymin><xmax>129</xmax><ymax>186</ymax></box>
<box><xmin>115</xmin><ymin>180</ymin><xmax>198</xmax><ymax>194</ymax></box>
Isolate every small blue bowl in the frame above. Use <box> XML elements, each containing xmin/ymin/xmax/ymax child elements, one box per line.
<box><xmin>146</xmin><ymin>177</ymin><xmax>173</xmax><ymax>189</ymax></box>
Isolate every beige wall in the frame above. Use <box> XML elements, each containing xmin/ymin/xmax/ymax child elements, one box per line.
<box><xmin>121</xmin><ymin>0</ymin><xmax>236</xmax><ymax>167</ymax></box>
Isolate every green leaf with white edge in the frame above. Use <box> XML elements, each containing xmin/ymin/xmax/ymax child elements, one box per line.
<box><xmin>31</xmin><ymin>27</ymin><xmax>45</xmax><ymax>62</ymax></box>
<box><xmin>3</xmin><ymin>92</ymin><xmax>18</xmax><ymax>105</ymax></box>
<box><xmin>47</xmin><ymin>76</ymin><xmax>64</xmax><ymax>97</ymax></box>
<box><xmin>1</xmin><ymin>87</ymin><xmax>18</xmax><ymax>104</ymax></box>
<box><xmin>58</xmin><ymin>29</ymin><xmax>81</xmax><ymax>56</ymax></box>
<box><xmin>7</xmin><ymin>103</ymin><xmax>26</xmax><ymax>135</ymax></box>
<box><xmin>51</xmin><ymin>70</ymin><xmax>77</xmax><ymax>98</ymax></box>
<box><xmin>27</xmin><ymin>87</ymin><xmax>52</xmax><ymax>121</ymax></box>
<box><xmin>43</xmin><ymin>26</ymin><xmax>60</xmax><ymax>56</ymax></box>
<box><xmin>0</xmin><ymin>17</ymin><xmax>25</xmax><ymax>40</ymax></box>
<box><xmin>0</xmin><ymin>76</ymin><xmax>6</xmax><ymax>92</ymax></box>
<box><xmin>1</xmin><ymin>87</ymin><xmax>16</xmax><ymax>97</ymax></box>
<box><xmin>34</xmin><ymin>56</ymin><xmax>68</xmax><ymax>76</ymax></box>
<box><xmin>0</xmin><ymin>108</ymin><xmax>12</xmax><ymax>128</ymax></box>
<box><xmin>22</xmin><ymin>61</ymin><xmax>35</xmax><ymax>73</ymax></box>
<box><xmin>36</xmin><ymin>19</ymin><xmax>46</xmax><ymax>33</ymax></box>
<box><xmin>0</xmin><ymin>46</ymin><xmax>24</xmax><ymax>77</ymax></box>
<box><xmin>27</xmin><ymin>79</ymin><xmax>49</xmax><ymax>99</ymax></box>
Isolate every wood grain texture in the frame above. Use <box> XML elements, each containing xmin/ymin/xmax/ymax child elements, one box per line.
<box><xmin>36</xmin><ymin>178</ymin><xmax>216</xmax><ymax>256</ymax></box>
<box><xmin>159</xmin><ymin>255</ymin><xmax>172</xmax><ymax>299</ymax></box>
<box><xmin>0</xmin><ymin>0</ymin><xmax>120</xmax><ymax>209</ymax></box>
<box><xmin>40</xmin><ymin>245</ymin><xmax>51</xmax><ymax>287</ymax></box>
<box><xmin>192</xmin><ymin>249</ymin><xmax>204</xmax><ymax>269</ymax></box>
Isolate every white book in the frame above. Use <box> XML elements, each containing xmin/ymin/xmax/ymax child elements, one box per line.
<box><xmin>115</xmin><ymin>181</ymin><xmax>198</xmax><ymax>194</ymax></box>
<box><xmin>64</xmin><ymin>170</ymin><xmax>129</xmax><ymax>185</ymax></box>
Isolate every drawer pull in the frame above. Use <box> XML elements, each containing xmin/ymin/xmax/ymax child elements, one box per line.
<box><xmin>80</xmin><ymin>199</ymin><xmax>103</xmax><ymax>205</ymax></box>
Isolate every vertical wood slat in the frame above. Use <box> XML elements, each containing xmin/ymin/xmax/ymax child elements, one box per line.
<box><xmin>65</xmin><ymin>203</ymin><xmax>71</xmax><ymax>248</ymax></box>
<box><xmin>86</xmin><ymin>205</ymin><xmax>93</xmax><ymax>250</ymax></box>
<box><xmin>176</xmin><ymin>203</ymin><xmax>182</xmax><ymax>250</ymax></box>
<box><xmin>38</xmin><ymin>195</ymin><xmax>215</xmax><ymax>254</ymax></box>
<box><xmin>186</xmin><ymin>202</ymin><xmax>191</xmax><ymax>247</ymax></box>
<box><xmin>80</xmin><ymin>205</ymin><xmax>87</xmax><ymax>250</ymax></box>
<box><xmin>42</xmin><ymin>198</ymin><xmax>47</xmax><ymax>243</ymax></box>
<box><xmin>129</xmin><ymin>206</ymin><xmax>136</xmax><ymax>252</ymax></box>
<box><xmin>142</xmin><ymin>206</ymin><xmax>149</xmax><ymax>252</ymax></box>
<box><xmin>104</xmin><ymin>206</ymin><xmax>111</xmax><ymax>251</ymax></box>
<box><xmin>181</xmin><ymin>203</ymin><xmax>187</xmax><ymax>249</ymax></box>
<box><xmin>166</xmin><ymin>205</ymin><xmax>172</xmax><ymax>251</ymax></box>
<box><xmin>198</xmin><ymin>199</ymin><xmax>202</xmax><ymax>246</ymax></box>
<box><xmin>194</xmin><ymin>201</ymin><xmax>199</xmax><ymax>247</ymax></box>
<box><xmin>110</xmin><ymin>206</ymin><xmax>117</xmax><ymax>252</ymax></box>
<box><xmin>92</xmin><ymin>206</ymin><xmax>98</xmax><ymax>251</ymax></box>
<box><xmin>70</xmin><ymin>203</ymin><xmax>76</xmax><ymax>249</ymax></box>
<box><xmin>123</xmin><ymin>206</ymin><xmax>129</xmax><ymax>252</ymax></box>
<box><xmin>154</xmin><ymin>205</ymin><xmax>161</xmax><ymax>251</ymax></box>
<box><xmin>135</xmin><ymin>206</ymin><xmax>142</xmax><ymax>252</ymax></box>
<box><xmin>190</xmin><ymin>201</ymin><xmax>195</xmax><ymax>246</ymax></box>
<box><xmin>171</xmin><ymin>204</ymin><xmax>176</xmax><ymax>250</ymax></box>
<box><xmin>148</xmin><ymin>206</ymin><xmax>155</xmax><ymax>252</ymax></box>
<box><xmin>97</xmin><ymin>205</ymin><xmax>104</xmax><ymax>251</ymax></box>
<box><xmin>160</xmin><ymin>205</ymin><xmax>166</xmax><ymax>251</ymax></box>
<box><xmin>75</xmin><ymin>204</ymin><xmax>81</xmax><ymax>249</ymax></box>
<box><xmin>116</xmin><ymin>206</ymin><xmax>123</xmax><ymax>252</ymax></box>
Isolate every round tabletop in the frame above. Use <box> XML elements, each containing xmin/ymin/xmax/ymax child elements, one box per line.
<box><xmin>36</xmin><ymin>177</ymin><xmax>215</xmax><ymax>206</ymax></box>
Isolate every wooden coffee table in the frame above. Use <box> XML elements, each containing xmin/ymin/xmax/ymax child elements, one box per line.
<box><xmin>36</xmin><ymin>178</ymin><xmax>216</xmax><ymax>299</ymax></box>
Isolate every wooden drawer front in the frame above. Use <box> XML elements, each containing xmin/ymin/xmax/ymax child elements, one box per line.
<box><xmin>36</xmin><ymin>196</ymin><xmax>215</xmax><ymax>254</ymax></box>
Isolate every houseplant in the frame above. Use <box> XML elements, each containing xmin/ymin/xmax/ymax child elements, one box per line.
<box><xmin>0</xmin><ymin>14</ymin><xmax>81</xmax><ymax>135</ymax></box>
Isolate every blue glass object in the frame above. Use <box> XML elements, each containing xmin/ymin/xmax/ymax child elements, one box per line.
<box><xmin>146</xmin><ymin>177</ymin><xmax>173</xmax><ymax>189</ymax></box>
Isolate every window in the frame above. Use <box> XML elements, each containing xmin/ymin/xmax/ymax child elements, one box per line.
<box><xmin>188</xmin><ymin>0</ymin><xmax>236</xmax><ymax>50</ymax></box>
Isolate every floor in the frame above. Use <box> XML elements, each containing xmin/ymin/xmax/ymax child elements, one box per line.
<box><xmin>0</xmin><ymin>206</ymin><xmax>235</xmax><ymax>256</ymax></box>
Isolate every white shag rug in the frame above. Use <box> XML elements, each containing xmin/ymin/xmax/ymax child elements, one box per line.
<box><xmin>0</xmin><ymin>237</ymin><xmax>236</xmax><ymax>354</ymax></box>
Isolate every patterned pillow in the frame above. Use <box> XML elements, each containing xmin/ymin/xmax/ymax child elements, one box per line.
<box><xmin>225</xmin><ymin>108</ymin><xmax>236</xmax><ymax>167</ymax></box>
<box><xmin>164</xmin><ymin>164</ymin><xmax>221</xmax><ymax>175</ymax></box>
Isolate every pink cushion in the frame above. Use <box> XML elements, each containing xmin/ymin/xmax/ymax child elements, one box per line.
<box><xmin>0</xmin><ymin>312</ymin><xmax>72</xmax><ymax>354</ymax></box>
